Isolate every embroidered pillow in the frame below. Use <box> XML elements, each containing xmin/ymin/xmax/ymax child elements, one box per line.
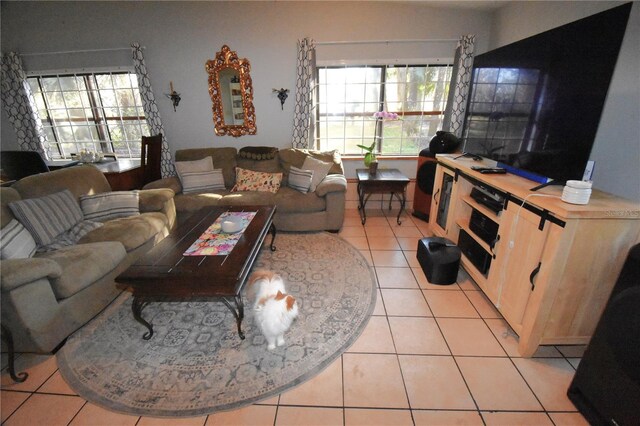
<box><xmin>181</xmin><ymin>169</ymin><xmax>226</xmax><ymax>194</ymax></box>
<box><xmin>0</xmin><ymin>219</ymin><xmax>37</xmax><ymax>259</ymax></box>
<box><xmin>288</xmin><ymin>166</ymin><xmax>314</xmax><ymax>194</ymax></box>
<box><xmin>232</xmin><ymin>167</ymin><xmax>283</xmax><ymax>193</ymax></box>
<box><xmin>80</xmin><ymin>191</ymin><xmax>140</xmax><ymax>222</ymax></box>
<box><xmin>301</xmin><ymin>156</ymin><xmax>333</xmax><ymax>192</ymax></box>
<box><xmin>9</xmin><ymin>189</ymin><xmax>83</xmax><ymax>246</ymax></box>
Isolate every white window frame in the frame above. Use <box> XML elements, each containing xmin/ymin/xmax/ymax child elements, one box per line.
<box><xmin>27</xmin><ymin>66</ymin><xmax>149</xmax><ymax>160</ymax></box>
<box><xmin>315</xmin><ymin>57</ymin><xmax>453</xmax><ymax>156</ymax></box>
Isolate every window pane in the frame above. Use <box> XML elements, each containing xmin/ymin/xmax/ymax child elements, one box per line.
<box><xmin>41</xmin><ymin>77</ymin><xmax>60</xmax><ymax>91</ymax></box>
<box><xmin>63</xmin><ymin>91</ymin><xmax>82</xmax><ymax>108</ymax></box>
<box><xmin>45</xmin><ymin>91</ymin><xmax>64</xmax><ymax>108</ymax></box>
<box><xmin>72</xmin><ymin>126</ymin><xmax>92</xmax><ymax>141</ymax></box>
<box><xmin>59</xmin><ymin>76</ymin><xmax>78</xmax><ymax>91</ymax></box>
<box><xmin>57</xmin><ymin>126</ymin><xmax>73</xmax><ymax>141</ymax></box>
<box><xmin>116</xmin><ymin>89</ymin><xmax>135</xmax><ymax>109</ymax></box>
<box><xmin>95</xmin><ymin>74</ymin><xmax>113</xmax><ymax>89</ymax></box>
<box><xmin>100</xmin><ymin>90</ymin><xmax>117</xmax><ymax>107</ymax></box>
<box><xmin>112</xmin><ymin>74</ymin><xmax>130</xmax><ymax>89</ymax></box>
<box><xmin>123</xmin><ymin>124</ymin><xmax>142</xmax><ymax>142</ymax></box>
<box><xmin>28</xmin><ymin>78</ymin><xmax>41</xmax><ymax>94</ymax></box>
<box><xmin>107</xmin><ymin>123</ymin><xmax>125</xmax><ymax>141</ymax></box>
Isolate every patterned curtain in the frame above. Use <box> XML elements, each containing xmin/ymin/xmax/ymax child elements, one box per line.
<box><xmin>0</xmin><ymin>52</ymin><xmax>51</xmax><ymax>158</ymax></box>
<box><xmin>131</xmin><ymin>43</ymin><xmax>175</xmax><ymax>177</ymax></box>
<box><xmin>442</xmin><ymin>35</ymin><xmax>476</xmax><ymax>138</ymax></box>
<box><xmin>292</xmin><ymin>38</ymin><xmax>316</xmax><ymax>149</ymax></box>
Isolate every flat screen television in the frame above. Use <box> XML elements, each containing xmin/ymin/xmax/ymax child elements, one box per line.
<box><xmin>461</xmin><ymin>3</ymin><xmax>632</xmax><ymax>186</ymax></box>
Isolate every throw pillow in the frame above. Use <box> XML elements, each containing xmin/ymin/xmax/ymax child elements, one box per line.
<box><xmin>181</xmin><ymin>169</ymin><xmax>226</xmax><ymax>194</ymax></box>
<box><xmin>232</xmin><ymin>167</ymin><xmax>283</xmax><ymax>193</ymax></box>
<box><xmin>175</xmin><ymin>157</ymin><xmax>214</xmax><ymax>180</ymax></box>
<box><xmin>38</xmin><ymin>220</ymin><xmax>104</xmax><ymax>252</ymax></box>
<box><xmin>288</xmin><ymin>166</ymin><xmax>314</xmax><ymax>194</ymax></box>
<box><xmin>0</xmin><ymin>219</ymin><xmax>37</xmax><ymax>259</ymax></box>
<box><xmin>238</xmin><ymin>146</ymin><xmax>279</xmax><ymax>160</ymax></box>
<box><xmin>80</xmin><ymin>191</ymin><xmax>140</xmax><ymax>222</ymax></box>
<box><xmin>301</xmin><ymin>156</ymin><xmax>333</xmax><ymax>192</ymax></box>
<box><xmin>9</xmin><ymin>189</ymin><xmax>83</xmax><ymax>246</ymax></box>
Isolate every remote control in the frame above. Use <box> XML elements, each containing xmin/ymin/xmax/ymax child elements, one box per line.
<box><xmin>471</xmin><ymin>166</ymin><xmax>507</xmax><ymax>174</ymax></box>
<box><xmin>479</xmin><ymin>168</ymin><xmax>507</xmax><ymax>174</ymax></box>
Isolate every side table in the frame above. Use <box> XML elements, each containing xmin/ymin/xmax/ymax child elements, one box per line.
<box><xmin>356</xmin><ymin>168</ymin><xmax>410</xmax><ymax>225</ymax></box>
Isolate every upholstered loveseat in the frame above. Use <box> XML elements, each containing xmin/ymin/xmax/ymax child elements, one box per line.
<box><xmin>0</xmin><ymin>165</ymin><xmax>176</xmax><ymax>357</ymax></box>
<box><xmin>144</xmin><ymin>147</ymin><xmax>347</xmax><ymax>232</ymax></box>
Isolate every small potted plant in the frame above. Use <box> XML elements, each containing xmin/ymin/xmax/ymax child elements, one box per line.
<box><xmin>358</xmin><ymin>111</ymin><xmax>400</xmax><ymax>175</ymax></box>
<box><xmin>356</xmin><ymin>141</ymin><xmax>378</xmax><ymax>175</ymax></box>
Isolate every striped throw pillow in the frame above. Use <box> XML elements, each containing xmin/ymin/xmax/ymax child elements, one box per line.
<box><xmin>38</xmin><ymin>220</ymin><xmax>103</xmax><ymax>252</ymax></box>
<box><xmin>0</xmin><ymin>219</ymin><xmax>37</xmax><ymax>259</ymax></box>
<box><xmin>181</xmin><ymin>169</ymin><xmax>226</xmax><ymax>194</ymax></box>
<box><xmin>301</xmin><ymin>156</ymin><xmax>333</xmax><ymax>192</ymax></box>
<box><xmin>80</xmin><ymin>191</ymin><xmax>140</xmax><ymax>222</ymax></box>
<box><xmin>9</xmin><ymin>190</ymin><xmax>83</xmax><ymax>246</ymax></box>
<box><xmin>288</xmin><ymin>166</ymin><xmax>314</xmax><ymax>193</ymax></box>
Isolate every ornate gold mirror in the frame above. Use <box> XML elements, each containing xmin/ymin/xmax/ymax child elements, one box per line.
<box><xmin>205</xmin><ymin>45</ymin><xmax>256</xmax><ymax>137</ymax></box>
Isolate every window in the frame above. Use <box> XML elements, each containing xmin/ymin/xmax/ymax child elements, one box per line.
<box><xmin>316</xmin><ymin>63</ymin><xmax>452</xmax><ymax>156</ymax></box>
<box><xmin>463</xmin><ymin>67</ymin><xmax>541</xmax><ymax>158</ymax></box>
<box><xmin>28</xmin><ymin>71</ymin><xmax>149</xmax><ymax>159</ymax></box>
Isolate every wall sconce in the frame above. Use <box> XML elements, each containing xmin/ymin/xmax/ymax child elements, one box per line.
<box><xmin>165</xmin><ymin>81</ymin><xmax>181</xmax><ymax>111</ymax></box>
<box><xmin>272</xmin><ymin>88</ymin><xmax>289</xmax><ymax>110</ymax></box>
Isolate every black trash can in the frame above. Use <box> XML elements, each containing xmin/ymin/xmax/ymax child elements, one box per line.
<box><xmin>417</xmin><ymin>237</ymin><xmax>461</xmax><ymax>285</ymax></box>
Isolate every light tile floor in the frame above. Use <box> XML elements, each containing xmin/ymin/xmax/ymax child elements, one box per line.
<box><xmin>1</xmin><ymin>209</ymin><xmax>589</xmax><ymax>425</ymax></box>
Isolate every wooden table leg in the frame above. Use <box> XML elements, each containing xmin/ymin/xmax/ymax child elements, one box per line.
<box><xmin>132</xmin><ymin>297</ymin><xmax>153</xmax><ymax>340</ymax></box>
<box><xmin>0</xmin><ymin>325</ymin><xmax>28</xmax><ymax>383</ymax></box>
<box><xmin>269</xmin><ymin>223</ymin><xmax>277</xmax><ymax>251</ymax></box>
<box><xmin>222</xmin><ymin>296</ymin><xmax>246</xmax><ymax>340</ymax></box>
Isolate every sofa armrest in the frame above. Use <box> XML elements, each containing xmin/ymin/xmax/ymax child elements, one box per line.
<box><xmin>315</xmin><ymin>174</ymin><xmax>347</xmax><ymax>197</ymax></box>
<box><xmin>0</xmin><ymin>258</ymin><xmax>62</xmax><ymax>292</ymax></box>
<box><xmin>143</xmin><ymin>176</ymin><xmax>182</xmax><ymax>194</ymax></box>
<box><xmin>138</xmin><ymin>188</ymin><xmax>175</xmax><ymax>213</ymax></box>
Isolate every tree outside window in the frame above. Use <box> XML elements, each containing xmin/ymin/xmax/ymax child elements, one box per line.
<box><xmin>28</xmin><ymin>71</ymin><xmax>149</xmax><ymax>159</ymax></box>
<box><xmin>316</xmin><ymin>63</ymin><xmax>452</xmax><ymax>156</ymax></box>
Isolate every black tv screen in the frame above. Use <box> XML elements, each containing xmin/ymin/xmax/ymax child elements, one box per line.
<box><xmin>461</xmin><ymin>3</ymin><xmax>632</xmax><ymax>184</ymax></box>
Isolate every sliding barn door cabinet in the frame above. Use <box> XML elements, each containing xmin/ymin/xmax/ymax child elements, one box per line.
<box><xmin>429</xmin><ymin>155</ymin><xmax>640</xmax><ymax>356</ymax></box>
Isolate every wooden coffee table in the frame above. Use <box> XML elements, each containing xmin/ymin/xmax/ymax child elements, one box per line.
<box><xmin>115</xmin><ymin>205</ymin><xmax>276</xmax><ymax>340</ymax></box>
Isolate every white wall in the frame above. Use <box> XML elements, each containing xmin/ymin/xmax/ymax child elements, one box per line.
<box><xmin>490</xmin><ymin>1</ymin><xmax>640</xmax><ymax>201</ymax></box>
<box><xmin>0</xmin><ymin>1</ymin><xmax>492</xmax><ymax>180</ymax></box>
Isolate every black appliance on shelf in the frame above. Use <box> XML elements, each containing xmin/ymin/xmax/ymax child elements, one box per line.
<box><xmin>469</xmin><ymin>209</ymin><xmax>499</xmax><ymax>246</ymax></box>
<box><xmin>567</xmin><ymin>243</ymin><xmax>640</xmax><ymax>425</ymax></box>
<box><xmin>457</xmin><ymin>229</ymin><xmax>492</xmax><ymax>276</ymax></box>
<box><xmin>470</xmin><ymin>185</ymin><xmax>505</xmax><ymax>215</ymax></box>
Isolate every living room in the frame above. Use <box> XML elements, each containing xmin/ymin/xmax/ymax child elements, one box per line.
<box><xmin>1</xmin><ymin>1</ymin><xmax>639</xmax><ymax>425</ymax></box>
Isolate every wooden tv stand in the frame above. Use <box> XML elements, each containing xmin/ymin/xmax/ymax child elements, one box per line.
<box><xmin>429</xmin><ymin>155</ymin><xmax>640</xmax><ymax>356</ymax></box>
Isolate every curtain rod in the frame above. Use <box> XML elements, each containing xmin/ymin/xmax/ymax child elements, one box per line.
<box><xmin>315</xmin><ymin>38</ymin><xmax>458</xmax><ymax>46</ymax></box>
<box><xmin>19</xmin><ymin>46</ymin><xmax>144</xmax><ymax>57</ymax></box>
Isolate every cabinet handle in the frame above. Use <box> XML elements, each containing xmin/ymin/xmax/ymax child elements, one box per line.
<box><xmin>489</xmin><ymin>235</ymin><xmax>500</xmax><ymax>259</ymax></box>
<box><xmin>529</xmin><ymin>262</ymin><xmax>542</xmax><ymax>290</ymax></box>
<box><xmin>434</xmin><ymin>188</ymin><xmax>440</xmax><ymax>204</ymax></box>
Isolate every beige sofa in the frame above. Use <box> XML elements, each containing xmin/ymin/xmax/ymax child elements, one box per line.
<box><xmin>144</xmin><ymin>147</ymin><xmax>347</xmax><ymax>232</ymax></box>
<box><xmin>0</xmin><ymin>165</ymin><xmax>176</xmax><ymax>361</ymax></box>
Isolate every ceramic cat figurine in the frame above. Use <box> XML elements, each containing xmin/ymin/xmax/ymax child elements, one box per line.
<box><xmin>249</xmin><ymin>270</ymin><xmax>299</xmax><ymax>350</ymax></box>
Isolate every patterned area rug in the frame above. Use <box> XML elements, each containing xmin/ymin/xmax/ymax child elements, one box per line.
<box><xmin>57</xmin><ymin>232</ymin><xmax>376</xmax><ymax>417</ymax></box>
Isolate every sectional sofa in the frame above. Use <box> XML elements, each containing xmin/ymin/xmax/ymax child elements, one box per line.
<box><xmin>0</xmin><ymin>165</ymin><xmax>176</xmax><ymax>363</ymax></box>
<box><xmin>143</xmin><ymin>147</ymin><xmax>348</xmax><ymax>232</ymax></box>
